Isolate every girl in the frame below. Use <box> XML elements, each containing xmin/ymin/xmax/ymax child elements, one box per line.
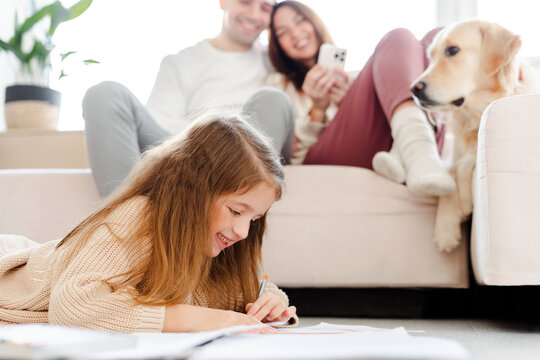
<box><xmin>0</xmin><ymin>114</ymin><xmax>296</xmax><ymax>333</ymax></box>
<box><xmin>267</xmin><ymin>1</ymin><xmax>456</xmax><ymax>197</ymax></box>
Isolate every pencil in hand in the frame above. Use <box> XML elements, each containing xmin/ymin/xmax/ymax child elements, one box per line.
<box><xmin>257</xmin><ymin>274</ymin><xmax>268</xmax><ymax>298</ymax></box>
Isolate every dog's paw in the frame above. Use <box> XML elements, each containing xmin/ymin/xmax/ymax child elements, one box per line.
<box><xmin>434</xmin><ymin>233</ymin><xmax>461</xmax><ymax>252</ymax></box>
<box><xmin>434</xmin><ymin>218</ymin><xmax>461</xmax><ymax>252</ymax></box>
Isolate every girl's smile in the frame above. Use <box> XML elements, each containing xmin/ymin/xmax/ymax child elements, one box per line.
<box><xmin>215</xmin><ymin>232</ymin><xmax>234</xmax><ymax>250</ymax></box>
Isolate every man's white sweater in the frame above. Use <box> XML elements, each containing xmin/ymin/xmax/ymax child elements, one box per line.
<box><xmin>146</xmin><ymin>39</ymin><xmax>271</xmax><ymax>134</ymax></box>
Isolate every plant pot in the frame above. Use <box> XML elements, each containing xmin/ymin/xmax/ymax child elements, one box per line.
<box><xmin>4</xmin><ymin>85</ymin><xmax>62</xmax><ymax>130</ymax></box>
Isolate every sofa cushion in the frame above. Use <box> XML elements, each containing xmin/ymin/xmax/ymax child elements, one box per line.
<box><xmin>264</xmin><ymin>165</ymin><xmax>469</xmax><ymax>288</ymax></box>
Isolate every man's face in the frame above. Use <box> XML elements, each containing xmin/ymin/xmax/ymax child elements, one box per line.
<box><xmin>220</xmin><ymin>0</ymin><xmax>274</xmax><ymax>48</ymax></box>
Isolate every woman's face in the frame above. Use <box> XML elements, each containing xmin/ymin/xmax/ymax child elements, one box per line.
<box><xmin>208</xmin><ymin>182</ymin><xmax>277</xmax><ymax>257</ymax></box>
<box><xmin>273</xmin><ymin>6</ymin><xmax>320</xmax><ymax>67</ymax></box>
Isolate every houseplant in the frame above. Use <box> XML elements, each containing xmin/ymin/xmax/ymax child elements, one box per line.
<box><xmin>0</xmin><ymin>0</ymin><xmax>95</xmax><ymax>130</ymax></box>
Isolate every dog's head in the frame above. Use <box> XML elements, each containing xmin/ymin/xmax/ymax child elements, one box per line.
<box><xmin>411</xmin><ymin>20</ymin><xmax>521</xmax><ymax>111</ymax></box>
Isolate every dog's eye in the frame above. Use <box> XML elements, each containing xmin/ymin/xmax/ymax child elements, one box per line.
<box><xmin>445</xmin><ymin>46</ymin><xmax>460</xmax><ymax>56</ymax></box>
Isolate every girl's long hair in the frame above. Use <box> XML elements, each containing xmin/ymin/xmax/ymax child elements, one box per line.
<box><xmin>57</xmin><ymin>113</ymin><xmax>284</xmax><ymax>308</ymax></box>
<box><xmin>268</xmin><ymin>0</ymin><xmax>334</xmax><ymax>91</ymax></box>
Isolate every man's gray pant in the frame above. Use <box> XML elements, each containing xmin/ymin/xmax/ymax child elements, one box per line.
<box><xmin>82</xmin><ymin>81</ymin><xmax>294</xmax><ymax>197</ymax></box>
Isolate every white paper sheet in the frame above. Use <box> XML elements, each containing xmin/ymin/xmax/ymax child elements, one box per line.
<box><xmin>0</xmin><ymin>323</ymin><xmax>261</xmax><ymax>360</ymax></box>
<box><xmin>87</xmin><ymin>324</ymin><xmax>263</xmax><ymax>360</ymax></box>
<box><xmin>0</xmin><ymin>324</ymin><xmax>136</xmax><ymax>360</ymax></box>
<box><xmin>189</xmin><ymin>322</ymin><xmax>470</xmax><ymax>360</ymax></box>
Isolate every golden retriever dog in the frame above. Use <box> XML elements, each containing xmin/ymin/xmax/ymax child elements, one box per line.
<box><xmin>411</xmin><ymin>19</ymin><xmax>540</xmax><ymax>252</ymax></box>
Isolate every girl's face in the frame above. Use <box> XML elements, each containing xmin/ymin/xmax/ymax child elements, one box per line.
<box><xmin>208</xmin><ymin>182</ymin><xmax>277</xmax><ymax>257</ymax></box>
<box><xmin>273</xmin><ymin>6</ymin><xmax>320</xmax><ymax>67</ymax></box>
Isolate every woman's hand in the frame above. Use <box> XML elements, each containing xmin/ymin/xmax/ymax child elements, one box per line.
<box><xmin>245</xmin><ymin>292</ymin><xmax>296</xmax><ymax>324</ymax></box>
<box><xmin>328</xmin><ymin>67</ymin><xmax>350</xmax><ymax>106</ymax></box>
<box><xmin>302</xmin><ymin>64</ymin><xmax>335</xmax><ymax>111</ymax></box>
<box><xmin>163</xmin><ymin>304</ymin><xmax>277</xmax><ymax>333</ymax></box>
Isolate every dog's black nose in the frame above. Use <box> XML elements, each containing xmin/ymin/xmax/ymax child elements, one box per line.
<box><xmin>452</xmin><ymin>97</ymin><xmax>465</xmax><ymax>107</ymax></box>
<box><xmin>411</xmin><ymin>81</ymin><xmax>427</xmax><ymax>101</ymax></box>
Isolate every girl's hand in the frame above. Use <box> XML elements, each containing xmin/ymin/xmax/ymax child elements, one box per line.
<box><xmin>245</xmin><ymin>292</ymin><xmax>297</xmax><ymax>324</ymax></box>
<box><xmin>163</xmin><ymin>304</ymin><xmax>277</xmax><ymax>334</ymax></box>
<box><xmin>302</xmin><ymin>64</ymin><xmax>334</xmax><ymax>111</ymax></box>
<box><xmin>328</xmin><ymin>67</ymin><xmax>350</xmax><ymax>106</ymax></box>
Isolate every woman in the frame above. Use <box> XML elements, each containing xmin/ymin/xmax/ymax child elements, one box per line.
<box><xmin>0</xmin><ymin>114</ymin><xmax>296</xmax><ymax>332</ymax></box>
<box><xmin>267</xmin><ymin>1</ymin><xmax>456</xmax><ymax>197</ymax></box>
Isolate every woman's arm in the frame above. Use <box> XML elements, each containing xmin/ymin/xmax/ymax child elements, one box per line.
<box><xmin>302</xmin><ymin>65</ymin><xmax>335</xmax><ymax>120</ymax></box>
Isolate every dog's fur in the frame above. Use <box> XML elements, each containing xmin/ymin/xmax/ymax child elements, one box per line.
<box><xmin>411</xmin><ymin>19</ymin><xmax>540</xmax><ymax>252</ymax></box>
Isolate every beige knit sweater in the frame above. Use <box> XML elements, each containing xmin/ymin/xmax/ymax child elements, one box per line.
<box><xmin>0</xmin><ymin>196</ymin><xmax>291</xmax><ymax>332</ymax></box>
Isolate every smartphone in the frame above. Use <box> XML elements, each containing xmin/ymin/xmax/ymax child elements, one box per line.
<box><xmin>317</xmin><ymin>43</ymin><xmax>347</xmax><ymax>70</ymax></box>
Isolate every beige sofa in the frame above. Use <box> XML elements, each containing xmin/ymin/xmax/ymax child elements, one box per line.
<box><xmin>1</xmin><ymin>94</ymin><xmax>539</xmax><ymax>292</ymax></box>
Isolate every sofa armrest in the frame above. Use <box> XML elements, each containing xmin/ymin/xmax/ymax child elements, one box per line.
<box><xmin>472</xmin><ymin>94</ymin><xmax>540</xmax><ymax>285</ymax></box>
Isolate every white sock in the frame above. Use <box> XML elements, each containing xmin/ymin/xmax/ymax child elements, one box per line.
<box><xmin>390</xmin><ymin>104</ymin><xmax>456</xmax><ymax>197</ymax></box>
<box><xmin>372</xmin><ymin>144</ymin><xmax>406</xmax><ymax>184</ymax></box>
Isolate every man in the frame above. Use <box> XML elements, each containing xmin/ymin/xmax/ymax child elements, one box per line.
<box><xmin>83</xmin><ymin>0</ymin><xmax>294</xmax><ymax>197</ymax></box>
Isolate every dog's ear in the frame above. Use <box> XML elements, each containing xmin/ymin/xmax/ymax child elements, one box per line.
<box><xmin>480</xmin><ymin>23</ymin><xmax>521</xmax><ymax>75</ymax></box>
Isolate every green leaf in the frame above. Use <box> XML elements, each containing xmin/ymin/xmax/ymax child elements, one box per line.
<box><xmin>68</xmin><ymin>0</ymin><xmax>93</xmax><ymax>21</ymax></box>
<box><xmin>17</xmin><ymin>3</ymin><xmax>56</xmax><ymax>39</ymax></box>
<box><xmin>0</xmin><ymin>39</ymin><xmax>14</xmax><ymax>53</ymax></box>
<box><xmin>48</xmin><ymin>2</ymin><xmax>71</xmax><ymax>37</ymax></box>
<box><xmin>60</xmin><ymin>51</ymin><xmax>77</xmax><ymax>61</ymax></box>
<box><xmin>58</xmin><ymin>69</ymin><xmax>67</xmax><ymax>80</ymax></box>
<box><xmin>0</xmin><ymin>0</ymin><xmax>95</xmax><ymax>79</ymax></box>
